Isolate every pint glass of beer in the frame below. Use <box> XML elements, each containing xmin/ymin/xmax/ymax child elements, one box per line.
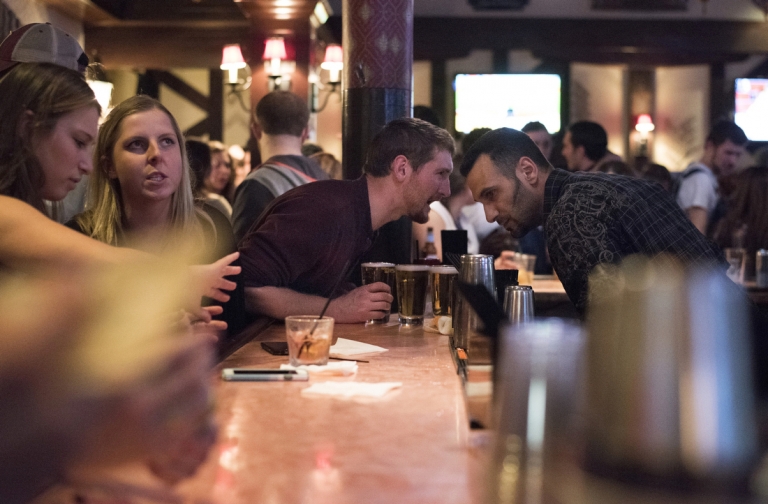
<box><xmin>430</xmin><ymin>265</ymin><xmax>458</xmax><ymax>317</ymax></box>
<box><xmin>395</xmin><ymin>265</ymin><xmax>430</xmax><ymax>325</ymax></box>
<box><xmin>361</xmin><ymin>262</ymin><xmax>396</xmax><ymax>324</ymax></box>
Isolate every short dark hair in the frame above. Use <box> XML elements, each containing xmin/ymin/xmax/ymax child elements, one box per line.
<box><xmin>254</xmin><ymin>91</ymin><xmax>309</xmax><ymax>136</ymax></box>
<box><xmin>461</xmin><ymin>127</ymin><xmax>491</xmax><ymax>155</ymax></box>
<box><xmin>363</xmin><ymin>117</ymin><xmax>455</xmax><ymax>177</ymax></box>
<box><xmin>413</xmin><ymin>105</ymin><xmax>442</xmax><ymax>128</ymax></box>
<box><xmin>186</xmin><ymin>139</ymin><xmax>211</xmax><ymax>195</ymax></box>
<box><xmin>460</xmin><ymin>128</ymin><xmax>552</xmax><ymax>178</ymax></box>
<box><xmin>521</xmin><ymin>121</ymin><xmax>548</xmax><ymax>134</ymax></box>
<box><xmin>568</xmin><ymin>121</ymin><xmax>607</xmax><ymax>162</ymax></box>
<box><xmin>707</xmin><ymin>120</ymin><xmax>748</xmax><ymax>147</ymax></box>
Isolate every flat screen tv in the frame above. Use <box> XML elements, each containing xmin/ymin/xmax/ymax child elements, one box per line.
<box><xmin>735</xmin><ymin>78</ymin><xmax>768</xmax><ymax>141</ymax></box>
<box><xmin>454</xmin><ymin>73</ymin><xmax>562</xmax><ymax>134</ymax></box>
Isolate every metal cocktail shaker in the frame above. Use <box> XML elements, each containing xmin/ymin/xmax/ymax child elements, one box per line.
<box><xmin>586</xmin><ymin>256</ymin><xmax>758</xmax><ymax>488</ymax></box>
<box><xmin>453</xmin><ymin>254</ymin><xmax>495</xmax><ymax>351</ymax></box>
<box><xmin>503</xmin><ymin>285</ymin><xmax>534</xmax><ymax>324</ymax></box>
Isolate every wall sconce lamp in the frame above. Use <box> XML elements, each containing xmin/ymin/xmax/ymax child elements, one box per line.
<box><xmin>312</xmin><ymin>44</ymin><xmax>343</xmax><ymax>113</ymax></box>
<box><xmin>263</xmin><ymin>37</ymin><xmax>295</xmax><ymax>91</ymax></box>
<box><xmin>635</xmin><ymin>113</ymin><xmax>655</xmax><ymax>157</ymax></box>
<box><xmin>221</xmin><ymin>44</ymin><xmax>251</xmax><ymax>111</ymax></box>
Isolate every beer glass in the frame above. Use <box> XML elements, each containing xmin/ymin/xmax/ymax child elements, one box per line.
<box><xmin>395</xmin><ymin>265</ymin><xmax>430</xmax><ymax>325</ymax></box>
<box><xmin>430</xmin><ymin>265</ymin><xmax>458</xmax><ymax>317</ymax></box>
<box><xmin>361</xmin><ymin>262</ymin><xmax>396</xmax><ymax>324</ymax></box>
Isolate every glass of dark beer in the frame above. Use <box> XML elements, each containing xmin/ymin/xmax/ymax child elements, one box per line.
<box><xmin>361</xmin><ymin>262</ymin><xmax>396</xmax><ymax>324</ymax></box>
<box><xmin>395</xmin><ymin>265</ymin><xmax>430</xmax><ymax>325</ymax></box>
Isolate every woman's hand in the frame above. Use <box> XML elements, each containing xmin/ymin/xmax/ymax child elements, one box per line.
<box><xmin>189</xmin><ymin>252</ymin><xmax>241</xmax><ymax>303</ymax></box>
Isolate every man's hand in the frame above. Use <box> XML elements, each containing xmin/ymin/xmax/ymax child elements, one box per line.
<box><xmin>327</xmin><ymin>282</ymin><xmax>394</xmax><ymax>323</ymax></box>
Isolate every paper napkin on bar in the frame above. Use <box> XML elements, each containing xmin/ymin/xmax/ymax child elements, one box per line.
<box><xmin>280</xmin><ymin>361</ymin><xmax>358</xmax><ymax>376</ymax></box>
<box><xmin>329</xmin><ymin>338</ymin><xmax>387</xmax><ymax>359</ymax></box>
<box><xmin>301</xmin><ymin>381</ymin><xmax>402</xmax><ymax>399</ymax></box>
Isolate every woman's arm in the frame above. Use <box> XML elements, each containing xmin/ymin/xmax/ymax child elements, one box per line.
<box><xmin>0</xmin><ymin>196</ymin><xmax>140</xmax><ymax>271</ymax></box>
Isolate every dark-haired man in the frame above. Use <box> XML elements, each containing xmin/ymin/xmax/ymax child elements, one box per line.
<box><xmin>561</xmin><ymin>121</ymin><xmax>621</xmax><ymax>173</ymax></box>
<box><xmin>239</xmin><ymin>118</ymin><xmax>455</xmax><ymax>323</ymax></box>
<box><xmin>232</xmin><ymin>91</ymin><xmax>328</xmax><ymax>242</ymax></box>
<box><xmin>677</xmin><ymin>120</ymin><xmax>748</xmax><ymax>235</ymax></box>
<box><xmin>461</xmin><ymin>128</ymin><xmax>722</xmax><ymax>313</ymax></box>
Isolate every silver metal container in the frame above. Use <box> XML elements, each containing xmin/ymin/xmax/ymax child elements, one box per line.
<box><xmin>757</xmin><ymin>249</ymin><xmax>768</xmax><ymax>288</ymax></box>
<box><xmin>453</xmin><ymin>254</ymin><xmax>495</xmax><ymax>351</ymax></box>
<box><xmin>503</xmin><ymin>285</ymin><xmax>534</xmax><ymax>324</ymax></box>
<box><xmin>586</xmin><ymin>257</ymin><xmax>758</xmax><ymax>487</ymax></box>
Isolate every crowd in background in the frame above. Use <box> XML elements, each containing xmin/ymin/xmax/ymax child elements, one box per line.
<box><xmin>2</xmin><ymin>20</ymin><xmax>768</xmax><ymax>504</ymax></box>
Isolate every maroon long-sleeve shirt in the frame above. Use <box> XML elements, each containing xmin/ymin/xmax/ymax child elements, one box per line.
<box><xmin>239</xmin><ymin>176</ymin><xmax>376</xmax><ymax>298</ymax></box>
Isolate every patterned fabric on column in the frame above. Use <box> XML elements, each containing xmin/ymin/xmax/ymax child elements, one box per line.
<box><xmin>344</xmin><ymin>0</ymin><xmax>413</xmax><ymax>91</ymax></box>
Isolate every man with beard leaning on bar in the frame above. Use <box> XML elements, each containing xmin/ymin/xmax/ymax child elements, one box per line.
<box><xmin>239</xmin><ymin>118</ymin><xmax>455</xmax><ymax>323</ymax></box>
<box><xmin>461</xmin><ymin>128</ymin><xmax>724</xmax><ymax>314</ymax></box>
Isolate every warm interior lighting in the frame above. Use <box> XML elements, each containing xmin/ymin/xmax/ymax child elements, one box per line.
<box><xmin>314</xmin><ymin>1</ymin><xmax>330</xmax><ymax>24</ymax></box>
<box><xmin>221</xmin><ymin>44</ymin><xmax>247</xmax><ymax>84</ymax></box>
<box><xmin>87</xmin><ymin>79</ymin><xmax>113</xmax><ymax>117</ymax></box>
<box><xmin>263</xmin><ymin>37</ymin><xmax>287</xmax><ymax>76</ymax></box>
<box><xmin>320</xmin><ymin>44</ymin><xmax>343</xmax><ymax>83</ymax></box>
<box><xmin>635</xmin><ymin>114</ymin><xmax>655</xmax><ymax>134</ymax></box>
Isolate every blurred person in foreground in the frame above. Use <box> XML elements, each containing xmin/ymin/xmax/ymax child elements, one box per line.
<box><xmin>461</xmin><ymin>128</ymin><xmax>723</xmax><ymax>314</ymax></box>
<box><xmin>561</xmin><ymin>120</ymin><xmax>622</xmax><ymax>173</ymax></box>
<box><xmin>239</xmin><ymin>118</ymin><xmax>454</xmax><ymax>323</ymax></box>
<box><xmin>232</xmin><ymin>91</ymin><xmax>328</xmax><ymax>242</ymax></box>
<box><xmin>677</xmin><ymin>120</ymin><xmax>748</xmax><ymax>236</ymax></box>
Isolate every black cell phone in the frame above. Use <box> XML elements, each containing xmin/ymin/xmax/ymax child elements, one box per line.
<box><xmin>261</xmin><ymin>341</ymin><xmax>289</xmax><ymax>355</ymax></box>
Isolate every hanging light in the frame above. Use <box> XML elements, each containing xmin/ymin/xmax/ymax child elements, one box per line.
<box><xmin>320</xmin><ymin>44</ymin><xmax>343</xmax><ymax>84</ymax></box>
<box><xmin>263</xmin><ymin>37</ymin><xmax>287</xmax><ymax>76</ymax></box>
<box><xmin>220</xmin><ymin>44</ymin><xmax>247</xmax><ymax>84</ymax></box>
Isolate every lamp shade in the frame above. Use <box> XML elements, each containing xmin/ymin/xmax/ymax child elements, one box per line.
<box><xmin>635</xmin><ymin>114</ymin><xmax>655</xmax><ymax>133</ymax></box>
<box><xmin>321</xmin><ymin>44</ymin><xmax>343</xmax><ymax>70</ymax></box>
<box><xmin>263</xmin><ymin>37</ymin><xmax>287</xmax><ymax>61</ymax></box>
<box><xmin>221</xmin><ymin>44</ymin><xmax>246</xmax><ymax>70</ymax></box>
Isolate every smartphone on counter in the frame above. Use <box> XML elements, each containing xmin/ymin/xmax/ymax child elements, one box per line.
<box><xmin>261</xmin><ymin>341</ymin><xmax>289</xmax><ymax>355</ymax></box>
<box><xmin>221</xmin><ymin>368</ymin><xmax>308</xmax><ymax>382</ymax></box>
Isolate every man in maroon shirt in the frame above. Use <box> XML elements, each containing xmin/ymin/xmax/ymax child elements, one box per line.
<box><xmin>239</xmin><ymin>118</ymin><xmax>455</xmax><ymax>323</ymax></box>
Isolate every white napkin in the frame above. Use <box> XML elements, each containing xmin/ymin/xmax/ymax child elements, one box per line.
<box><xmin>329</xmin><ymin>338</ymin><xmax>387</xmax><ymax>359</ymax></box>
<box><xmin>301</xmin><ymin>381</ymin><xmax>402</xmax><ymax>399</ymax></box>
<box><xmin>280</xmin><ymin>361</ymin><xmax>358</xmax><ymax>376</ymax></box>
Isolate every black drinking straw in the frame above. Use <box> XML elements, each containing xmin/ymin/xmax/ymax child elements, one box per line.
<box><xmin>310</xmin><ymin>259</ymin><xmax>352</xmax><ymax>335</ymax></box>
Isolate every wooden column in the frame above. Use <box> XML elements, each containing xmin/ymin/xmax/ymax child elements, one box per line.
<box><xmin>343</xmin><ymin>0</ymin><xmax>414</xmax><ymax>268</ymax></box>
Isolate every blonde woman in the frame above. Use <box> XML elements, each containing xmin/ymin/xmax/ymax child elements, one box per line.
<box><xmin>73</xmin><ymin>95</ymin><xmax>211</xmax><ymax>252</ymax></box>
<box><xmin>71</xmin><ymin>94</ymin><xmax>245</xmax><ymax>329</ymax></box>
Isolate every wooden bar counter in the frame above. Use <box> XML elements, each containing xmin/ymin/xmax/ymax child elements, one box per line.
<box><xmin>176</xmin><ymin>319</ymin><xmax>486</xmax><ymax>504</ymax></box>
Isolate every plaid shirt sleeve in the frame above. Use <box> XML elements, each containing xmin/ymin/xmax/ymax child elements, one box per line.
<box><xmin>544</xmin><ymin>171</ymin><xmax>723</xmax><ymax>313</ymax></box>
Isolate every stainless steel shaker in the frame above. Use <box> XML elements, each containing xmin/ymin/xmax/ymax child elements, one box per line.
<box><xmin>586</xmin><ymin>256</ymin><xmax>758</xmax><ymax>487</ymax></box>
<box><xmin>503</xmin><ymin>285</ymin><xmax>534</xmax><ymax>324</ymax></box>
<box><xmin>453</xmin><ymin>254</ymin><xmax>496</xmax><ymax>352</ymax></box>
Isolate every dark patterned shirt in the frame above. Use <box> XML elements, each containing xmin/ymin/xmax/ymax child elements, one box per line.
<box><xmin>543</xmin><ymin>169</ymin><xmax>724</xmax><ymax>313</ymax></box>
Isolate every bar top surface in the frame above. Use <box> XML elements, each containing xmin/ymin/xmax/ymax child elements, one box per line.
<box><xmin>178</xmin><ymin>319</ymin><xmax>484</xmax><ymax>504</ymax></box>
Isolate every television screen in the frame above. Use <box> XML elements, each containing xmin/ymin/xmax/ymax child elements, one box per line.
<box><xmin>735</xmin><ymin>78</ymin><xmax>768</xmax><ymax>141</ymax></box>
<box><xmin>454</xmin><ymin>73</ymin><xmax>561</xmax><ymax>134</ymax></box>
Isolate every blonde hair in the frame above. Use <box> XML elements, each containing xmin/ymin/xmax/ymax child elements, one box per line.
<box><xmin>77</xmin><ymin>95</ymin><xmax>204</xmax><ymax>248</ymax></box>
<box><xmin>0</xmin><ymin>63</ymin><xmax>99</xmax><ymax>214</ymax></box>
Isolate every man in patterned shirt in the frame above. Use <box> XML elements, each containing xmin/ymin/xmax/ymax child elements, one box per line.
<box><xmin>461</xmin><ymin>128</ymin><xmax>723</xmax><ymax>313</ymax></box>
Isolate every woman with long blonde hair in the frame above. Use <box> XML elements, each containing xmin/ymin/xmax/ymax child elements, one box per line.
<box><xmin>73</xmin><ymin>95</ymin><xmax>211</xmax><ymax>253</ymax></box>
